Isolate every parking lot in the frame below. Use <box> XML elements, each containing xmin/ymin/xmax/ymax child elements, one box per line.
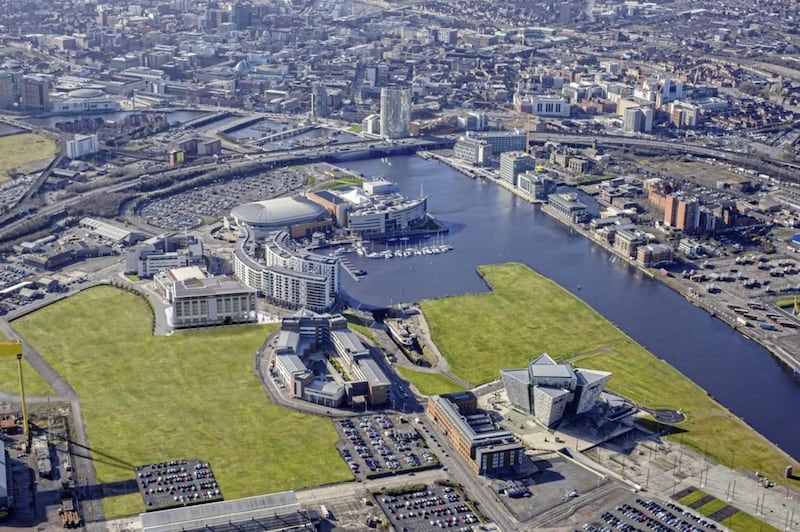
<box><xmin>578</xmin><ymin>495</ymin><xmax>721</xmax><ymax>532</ymax></box>
<box><xmin>684</xmin><ymin>253</ymin><xmax>800</xmax><ymax>337</ymax></box>
<box><xmin>375</xmin><ymin>483</ymin><xmax>480</xmax><ymax>532</ymax></box>
<box><xmin>335</xmin><ymin>414</ymin><xmax>438</xmax><ymax>479</ymax></box>
<box><xmin>138</xmin><ymin>168</ymin><xmax>305</xmax><ymax>229</ymax></box>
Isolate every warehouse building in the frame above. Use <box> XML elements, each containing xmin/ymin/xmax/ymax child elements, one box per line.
<box><xmin>140</xmin><ymin>491</ymin><xmax>316</xmax><ymax>532</ymax></box>
<box><xmin>81</xmin><ymin>217</ymin><xmax>145</xmax><ymax>244</ymax></box>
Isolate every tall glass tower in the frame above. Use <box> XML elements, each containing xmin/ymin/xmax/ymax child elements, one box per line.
<box><xmin>380</xmin><ymin>87</ymin><xmax>411</xmax><ymax>139</ymax></box>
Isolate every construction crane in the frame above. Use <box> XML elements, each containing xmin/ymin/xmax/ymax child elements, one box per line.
<box><xmin>0</xmin><ymin>340</ymin><xmax>29</xmax><ymax>444</ymax></box>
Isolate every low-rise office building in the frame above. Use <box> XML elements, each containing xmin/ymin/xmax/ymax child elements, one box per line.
<box><xmin>427</xmin><ymin>392</ymin><xmax>525</xmax><ymax>476</ymax></box>
<box><xmin>453</xmin><ymin>135</ymin><xmax>491</xmax><ymax>166</ymax></box>
<box><xmin>636</xmin><ymin>243</ymin><xmax>673</xmax><ymax>267</ymax></box>
<box><xmin>499</xmin><ymin>151</ymin><xmax>536</xmax><ymax>186</ymax></box>
<box><xmin>613</xmin><ymin>228</ymin><xmax>648</xmax><ymax>259</ymax></box>
<box><xmin>154</xmin><ymin>266</ymin><xmax>257</xmax><ymax>329</ymax></box>
<box><xmin>546</xmin><ymin>193</ymin><xmax>590</xmax><ymax>224</ymax></box>
<box><xmin>517</xmin><ymin>172</ymin><xmax>555</xmax><ymax>200</ymax></box>
<box><xmin>273</xmin><ymin>311</ymin><xmax>390</xmax><ymax>407</ymax></box>
<box><xmin>125</xmin><ymin>234</ymin><xmax>204</xmax><ymax>278</ymax></box>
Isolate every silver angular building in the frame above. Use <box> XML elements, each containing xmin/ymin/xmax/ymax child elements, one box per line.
<box><xmin>501</xmin><ymin>353</ymin><xmax>611</xmax><ymax>427</ymax></box>
<box><xmin>380</xmin><ymin>87</ymin><xmax>411</xmax><ymax>139</ymax></box>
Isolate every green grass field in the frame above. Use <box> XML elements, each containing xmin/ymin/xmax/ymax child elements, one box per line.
<box><xmin>14</xmin><ymin>286</ymin><xmax>352</xmax><ymax>518</ymax></box>
<box><xmin>419</xmin><ymin>263</ymin><xmax>799</xmax><ymax>486</ymax></box>
<box><xmin>0</xmin><ymin>133</ymin><xmax>59</xmax><ymax>181</ymax></box>
<box><xmin>678</xmin><ymin>489</ymin><xmax>779</xmax><ymax>532</ymax></box>
<box><xmin>395</xmin><ymin>366</ymin><xmax>465</xmax><ymax>396</ymax></box>
<box><xmin>678</xmin><ymin>489</ymin><xmax>709</xmax><ymax>506</ymax></box>
<box><xmin>696</xmin><ymin>498</ymin><xmax>728</xmax><ymax>516</ymax></box>
<box><xmin>316</xmin><ymin>176</ymin><xmax>363</xmax><ymax>190</ymax></box>
<box><xmin>0</xmin><ymin>357</ymin><xmax>54</xmax><ymax>397</ymax></box>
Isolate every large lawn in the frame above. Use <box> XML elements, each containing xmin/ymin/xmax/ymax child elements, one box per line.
<box><xmin>0</xmin><ymin>133</ymin><xmax>59</xmax><ymax>181</ymax></box>
<box><xmin>420</xmin><ymin>263</ymin><xmax>799</xmax><ymax>485</ymax></box>
<box><xmin>13</xmin><ymin>286</ymin><xmax>352</xmax><ymax>518</ymax></box>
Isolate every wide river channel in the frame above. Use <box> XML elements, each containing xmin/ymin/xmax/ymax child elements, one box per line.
<box><xmin>337</xmin><ymin>155</ymin><xmax>800</xmax><ymax>461</ymax></box>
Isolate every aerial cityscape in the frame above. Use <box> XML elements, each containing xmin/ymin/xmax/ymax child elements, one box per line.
<box><xmin>0</xmin><ymin>0</ymin><xmax>799</xmax><ymax>531</ymax></box>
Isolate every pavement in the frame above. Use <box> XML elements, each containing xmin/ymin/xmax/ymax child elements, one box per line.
<box><xmin>672</xmin><ymin>463</ymin><xmax>799</xmax><ymax>531</ymax></box>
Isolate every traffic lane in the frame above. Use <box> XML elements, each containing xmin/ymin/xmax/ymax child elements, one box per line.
<box><xmin>418</xmin><ymin>414</ymin><xmax>517</xmax><ymax>531</ymax></box>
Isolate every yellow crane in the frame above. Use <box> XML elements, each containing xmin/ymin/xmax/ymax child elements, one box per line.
<box><xmin>0</xmin><ymin>340</ymin><xmax>29</xmax><ymax>441</ymax></box>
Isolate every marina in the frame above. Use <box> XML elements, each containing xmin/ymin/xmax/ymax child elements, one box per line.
<box><xmin>353</xmin><ymin>237</ymin><xmax>453</xmax><ymax>260</ymax></box>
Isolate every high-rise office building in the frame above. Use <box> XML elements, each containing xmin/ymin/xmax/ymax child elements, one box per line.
<box><xmin>232</xmin><ymin>2</ymin><xmax>252</xmax><ymax>30</ymax></box>
<box><xmin>21</xmin><ymin>76</ymin><xmax>49</xmax><ymax>111</ymax></box>
<box><xmin>0</xmin><ymin>72</ymin><xmax>14</xmax><ymax>109</ymax></box>
<box><xmin>311</xmin><ymin>82</ymin><xmax>328</xmax><ymax>118</ymax></box>
<box><xmin>380</xmin><ymin>87</ymin><xmax>411</xmax><ymax>139</ymax></box>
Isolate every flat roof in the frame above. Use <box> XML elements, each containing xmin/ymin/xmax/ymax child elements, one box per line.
<box><xmin>167</xmin><ymin>266</ymin><xmax>205</xmax><ymax>283</ymax></box>
<box><xmin>330</xmin><ymin>328</ymin><xmax>367</xmax><ymax>355</ymax></box>
<box><xmin>173</xmin><ymin>276</ymin><xmax>255</xmax><ymax>299</ymax></box>
<box><xmin>140</xmin><ymin>491</ymin><xmax>311</xmax><ymax>532</ymax></box>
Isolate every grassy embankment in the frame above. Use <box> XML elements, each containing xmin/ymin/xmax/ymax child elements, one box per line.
<box><xmin>0</xmin><ymin>133</ymin><xmax>59</xmax><ymax>181</ymax></box>
<box><xmin>13</xmin><ymin>286</ymin><xmax>352</xmax><ymax>518</ymax></box>
<box><xmin>395</xmin><ymin>366</ymin><xmax>465</xmax><ymax>396</ymax></box>
<box><xmin>417</xmin><ymin>263</ymin><xmax>799</xmax><ymax>485</ymax></box>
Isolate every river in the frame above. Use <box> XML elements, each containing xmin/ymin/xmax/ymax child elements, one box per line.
<box><xmin>338</xmin><ymin>155</ymin><xmax>800</xmax><ymax>461</ymax></box>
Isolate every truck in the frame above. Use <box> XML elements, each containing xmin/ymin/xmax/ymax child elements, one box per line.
<box><xmin>320</xmin><ymin>505</ymin><xmax>331</xmax><ymax>519</ymax></box>
<box><xmin>736</xmin><ymin>316</ymin><xmax>751</xmax><ymax>327</ymax></box>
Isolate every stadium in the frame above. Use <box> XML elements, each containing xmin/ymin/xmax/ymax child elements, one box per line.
<box><xmin>230</xmin><ymin>196</ymin><xmax>332</xmax><ymax>239</ymax></box>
